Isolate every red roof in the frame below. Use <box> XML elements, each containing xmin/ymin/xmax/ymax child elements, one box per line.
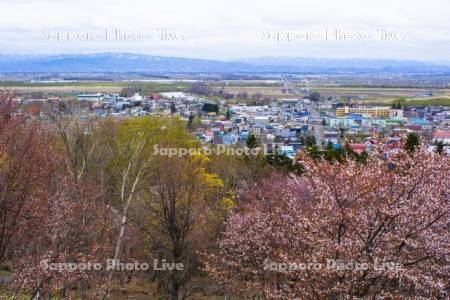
<box><xmin>433</xmin><ymin>132</ymin><xmax>450</xmax><ymax>138</ymax></box>
<box><xmin>148</xmin><ymin>93</ymin><xmax>161</xmax><ymax>100</ymax></box>
<box><xmin>406</xmin><ymin>125</ymin><xmax>421</xmax><ymax>131</ymax></box>
<box><xmin>387</xmin><ymin>142</ymin><xmax>403</xmax><ymax>150</ymax></box>
<box><xmin>349</xmin><ymin>143</ymin><xmax>367</xmax><ymax>154</ymax></box>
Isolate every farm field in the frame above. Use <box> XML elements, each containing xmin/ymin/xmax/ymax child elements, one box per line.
<box><xmin>0</xmin><ymin>81</ymin><xmax>191</xmax><ymax>94</ymax></box>
<box><xmin>2</xmin><ymin>80</ymin><xmax>450</xmax><ymax>106</ymax></box>
<box><xmin>302</xmin><ymin>86</ymin><xmax>450</xmax><ymax>97</ymax></box>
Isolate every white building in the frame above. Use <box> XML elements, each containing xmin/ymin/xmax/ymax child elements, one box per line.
<box><xmin>329</xmin><ymin>117</ymin><xmax>356</xmax><ymax>128</ymax></box>
<box><xmin>433</xmin><ymin>132</ymin><xmax>450</xmax><ymax>144</ymax></box>
<box><xmin>77</xmin><ymin>93</ymin><xmax>104</xmax><ymax>102</ymax></box>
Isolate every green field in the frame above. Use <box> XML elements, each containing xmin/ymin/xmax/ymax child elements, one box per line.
<box><xmin>2</xmin><ymin>81</ymin><xmax>450</xmax><ymax>106</ymax></box>
<box><xmin>0</xmin><ymin>81</ymin><xmax>192</xmax><ymax>94</ymax></box>
<box><xmin>349</xmin><ymin>97</ymin><xmax>450</xmax><ymax>106</ymax></box>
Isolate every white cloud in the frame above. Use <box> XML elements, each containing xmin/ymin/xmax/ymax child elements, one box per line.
<box><xmin>0</xmin><ymin>0</ymin><xmax>448</xmax><ymax>61</ymax></box>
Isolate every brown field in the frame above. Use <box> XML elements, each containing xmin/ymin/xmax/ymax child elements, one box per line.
<box><xmin>7</xmin><ymin>85</ymin><xmax>124</xmax><ymax>94</ymax></box>
<box><xmin>218</xmin><ymin>84</ymin><xmax>450</xmax><ymax>100</ymax></box>
<box><xmin>3</xmin><ymin>82</ymin><xmax>450</xmax><ymax>105</ymax></box>
<box><xmin>220</xmin><ymin>86</ymin><xmax>296</xmax><ymax>98</ymax></box>
<box><xmin>302</xmin><ymin>87</ymin><xmax>450</xmax><ymax>98</ymax></box>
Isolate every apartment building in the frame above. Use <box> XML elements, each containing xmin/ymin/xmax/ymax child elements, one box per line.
<box><xmin>336</xmin><ymin>106</ymin><xmax>391</xmax><ymax>118</ymax></box>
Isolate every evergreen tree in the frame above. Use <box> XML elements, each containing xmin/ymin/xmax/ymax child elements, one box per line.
<box><xmin>246</xmin><ymin>133</ymin><xmax>258</xmax><ymax>149</ymax></box>
<box><xmin>405</xmin><ymin>132</ymin><xmax>420</xmax><ymax>154</ymax></box>
<box><xmin>202</xmin><ymin>103</ymin><xmax>219</xmax><ymax>114</ymax></box>
<box><xmin>306</xmin><ymin>144</ymin><xmax>322</xmax><ymax>160</ymax></box>
<box><xmin>299</xmin><ymin>135</ymin><xmax>305</xmax><ymax>146</ymax></box>
<box><xmin>170</xmin><ymin>102</ymin><xmax>177</xmax><ymax>114</ymax></box>
<box><xmin>435</xmin><ymin>141</ymin><xmax>445</xmax><ymax>155</ymax></box>
<box><xmin>305</xmin><ymin>135</ymin><xmax>316</xmax><ymax>146</ymax></box>
<box><xmin>187</xmin><ymin>112</ymin><xmax>194</xmax><ymax>129</ymax></box>
<box><xmin>339</xmin><ymin>127</ymin><xmax>346</xmax><ymax>140</ymax></box>
<box><xmin>265</xmin><ymin>152</ymin><xmax>304</xmax><ymax>175</ymax></box>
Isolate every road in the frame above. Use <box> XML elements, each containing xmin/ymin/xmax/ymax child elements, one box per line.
<box><xmin>305</xmin><ymin>102</ymin><xmax>324</xmax><ymax>146</ymax></box>
<box><xmin>284</xmin><ymin>80</ymin><xmax>324</xmax><ymax>146</ymax></box>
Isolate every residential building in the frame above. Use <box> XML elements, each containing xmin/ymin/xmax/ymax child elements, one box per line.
<box><xmin>433</xmin><ymin>132</ymin><xmax>450</xmax><ymax>144</ymax></box>
<box><xmin>329</xmin><ymin>117</ymin><xmax>356</xmax><ymax>128</ymax></box>
<box><xmin>336</xmin><ymin>106</ymin><xmax>391</xmax><ymax>118</ymax></box>
<box><xmin>77</xmin><ymin>93</ymin><xmax>104</xmax><ymax>102</ymax></box>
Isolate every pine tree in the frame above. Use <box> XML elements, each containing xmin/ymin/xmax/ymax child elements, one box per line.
<box><xmin>226</xmin><ymin>108</ymin><xmax>231</xmax><ymax>120</ymax></box>
<box><xmin>265</xmin><ymin>152</ymin><xmax>304</xmax><ymax>175</ymax></box>
<box><xmin>246</xmin><ymin>133</ymin><xmax>258</xmax><ymax>149</ymax></box>
<box><xmin>187</xmin><ymin>112</ymin><xmax>194</xmax><ymax>129</ymax></box>
<box><xmin>435</xmin><ymin>141</ymin><xmax>444</xmax><ymax>154</ymax></box>
<box><xmin>170</xmin><ymin>102</ymin><xmax>177</xmax><ymax>114</ymax></box>
<box><xmin>306</xmin><ymin>144</ymin><xmax>322</xmax><ymax>160</ymax></box>
<box><xmin>305</xmin><ymin>135</ymin><xmax>316</xmax><ymax>146</ymax></box>
<box><xmin>405</xmin><ymin>132</ymin><xmax>420</xmax><ymax>154</ymax></box>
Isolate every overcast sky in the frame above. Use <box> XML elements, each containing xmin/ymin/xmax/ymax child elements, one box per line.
<box><xmin>0</xmin><ymin>0</ymin><xmax>449</xmax><ymax>61</ymax></box>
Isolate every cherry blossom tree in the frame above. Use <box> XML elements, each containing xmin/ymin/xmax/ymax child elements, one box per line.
<box><xmin>206</xmin><ymin>144</ymin><xmax>450</xmax><ymax>299</ymax></box>
<box><xmin>9</xmin><ymin>178</ymin><xmax>114</xmax><ymax>299</ymax></box>
<box><xmin>0</xmin><ymin>92</ymin><xmax>56</xmax><ymax>266</ymax></box>
<box><xmin>0</xmin><ymin>93</ymin><xmax>116</xmax><ymax>298</ymax></box>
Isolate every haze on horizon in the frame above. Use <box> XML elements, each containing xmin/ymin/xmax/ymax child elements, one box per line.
<box><xmin>0</xmin><ymin>0</ymin><xmax>449</xmax><ymax>63</ymax></box>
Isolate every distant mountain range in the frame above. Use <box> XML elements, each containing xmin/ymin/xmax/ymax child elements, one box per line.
<box><xmin>0</xmin><ymin>53</ymin><xmax>449</xmax><ymax>74</ymax></box>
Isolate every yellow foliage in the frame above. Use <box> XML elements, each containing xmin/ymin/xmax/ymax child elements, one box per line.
<box><xmin>218</xmin><ymin>196</ymin><xmax>236</xmax><ymax>212</ymax></box>
<box><xmin>196</xmin><ymin>167</ymin><xmax>224</xmax><ymax>191</ymax></box>
<box><xmin>0</xmin><ymin>152</ymin><xmax>8</xmax><ymax>166</ymax></box>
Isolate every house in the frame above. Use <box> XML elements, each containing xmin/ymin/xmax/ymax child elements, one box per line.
<box><xmin>148</xmin><ymin>93</ymin><xmax>161</xmax><ymax>100</ymax></box>
<box><xmin>406</xmin><ymin>125</ymin><xmax>422</xmax><ymax>132</ymax></box>
<box><xmin>204</xmin><ymin>131</ymin><xmax>213</xmax><ymax>143</ymax></box>
<box><xmin>409</xmin><ymin>118</ymin><xmax>430</xmax><ymax>126</ymax></box>
<box><xmin>362</xmin><ymin>118</ymin><xmax>386</xmax><ymax>127</ymax></box>
<box><xmin>433</xmin><ymin>132</ymin><xmax>450</xmax><ymax>144</ymax></box>
<box><xmin>254</xmin><ymin>116</ymin><xmax>270</xmax><ymax>126</ymax></box>
<box><xmin>329</xmin><ymin>117</ymin><xmax>356</xmax><ymax>128</ymax></box>
<box><xmin>251</xmin><ymin>127</ymin><xmax>263</xmax><ymax>137</ymax></box>
<box><xmin>160</xmin><ymin>92</ymin><xmax>187</xmax><ymax>99</ymax></box>
<box><xmin>222</xmin><ymin>132</ymin><xmax>238</xmax><ymax>145</ymax></box>
<box><xmin>390</xmin><ymin>109</ymin><xmax>404</xmax><ymax>118</ymax></box>
<box><xmin>77</xmin><ymin>93</ymin><xmax>104</xmax><ymax>102</ymax></box>
<box><xmin>239</xmin><ymin>130</ymin><xmax>249</xmax><ymax>142</ymax></box>
<box><xmin>280</xmin><ymin>145</ymin><xmax>295</xmax><ymax>158</ymax></box>
<box><xmin>219</xmin><ymin>121</ymin><xmax>234</xmax><ymax>131</ymax></box>
<box><xmin>323</xmin><ymin>131</ymin><xmax>339</xmax><ymax>145</ymax></box>
<box><xmin>348</xmin><ymin>143</ymin><xmax>367</xmax><ymax>154</ymax></box>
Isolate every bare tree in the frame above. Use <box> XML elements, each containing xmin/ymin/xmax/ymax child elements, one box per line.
<box><xmin>47</xmin><ymin>102</ymin><xmax>97</xmax><ymax>184</ymax></box>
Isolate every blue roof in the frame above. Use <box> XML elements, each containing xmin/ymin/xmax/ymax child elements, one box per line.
<box><xmin>348</xmin><ymin>113</ymin><xmax>363</xmax><ymax>120</ymax></box>
<box><xmin>410</xmin><ymin>118</ymin><xmax>430</xmax><ymax>125</ymax></box>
